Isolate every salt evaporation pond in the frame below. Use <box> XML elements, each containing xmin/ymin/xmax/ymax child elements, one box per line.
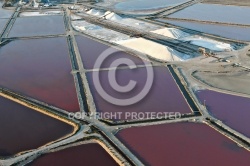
<box><xmin>19</xmin><ymin>11</ymin><xmax>63</xmax><ymax>17</ymax></box>
<box><xmin>168</xmin><ymin>4</ymin><xmax>250</xmax><ymax>25</ymax></box>
<box><xmin>115</xmin><ymin>0</ymin><xmax>187</xmax><ymax>11</ymax></box>
<box><xmin>0</xmin><ymin>2</ymin><xmax>13</xmax><ymax>18</ymax></box>
<box><xmin>117</xmin><ymin>123</ymin><xmax>250</xmax><ymax>166</ymax></box>
<box><xmin>0</xmin><ymin>19</ymin><xmax>7</xmax><ymax>33</ymax></box>
<box><xmin>75</xmin><ymin>36</ymin><xmax>145</xmax><ymax>69</ymax></box>
<box><xmin>0</xmin><ymin>38</ymin><xmax>79</xmax><ymax>112</ymax></box>
<box><xmin>29</xmin><ymin>143</ymin><xmax>118</xmax><ymax>166</ymax></box>
<box><xmin>0</xmin><ymin>96</ymin><xmax>73</xmax><ymax>157</ymax></box>
<box><xmin>8</xmin><ymin>15</ymin><xmax>65</xmax><ymax>37</ymax></box>
<box><xmin>157</xmin><ymin>19</ymin><xmax>250</xmax><ymax>41</ymax></box>
<box><xmin>86</xmin><ymin>66</ymin><xmax>191</xmax><ymax>121</ymax></box>
<box><xmin>196</xmin><ymin>90</ymin><xmax>250</xmax><ymax>138</ymax></box>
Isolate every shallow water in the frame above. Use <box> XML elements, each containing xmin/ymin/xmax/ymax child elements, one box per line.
<box><xmin>86</xmin><ymin>66</ymin><xmax>191</xmax><ymax>121</ymax></box>
<box><xmin>0</xmin><ymin>3</ymin><xmax>13</xmax><ymax>18</ymax></box>
<box><xmin>8</xmin><ymin>15</ymin><xmax>65</xmax><ymax>37</ymax></box>
<box><xmin>75</xmin><ymin>35</ymin><xmax>145</xmax><ymax>69</ymax></box>
<box><xmin>196</xmin><ymin>90</ymin><xmax>250</xmax><ymax>138</ymax></box>
<box><xmin>29</xmin><ymin>143</ymin><xmax>118</xmax><ymax>166</ymax></box>
<box><xmin>0</xmin><ymin>96</ymin><xmax>73</xmax><ymax>157</ymax></box>
<box><xmin>117</xmin><ymin>122</ymin><xmax>250</xmax><ymax>166</ymax></box>
<box><xmin>0</xmin><ymin>38</ymin><xmax>79</xmax><ymax>112</ymax></box>
<box><xmin>115</xmin><ymin>0</ymin><xmax>187</xmax><ymax>11</ymax></box>
<box><xmin>157</xmin><ymin>19</ymin><xmax>250</xmax><ymax>41</ymax></box>
<box><xmin>169</xmin><ymin>4</ymin><xmax>250</xmax><ymax>25</ymax></box>
<box><xmin>0</xmin><ymin>19</ymin><xmax>7</xmax><ymax>32</ymax></box>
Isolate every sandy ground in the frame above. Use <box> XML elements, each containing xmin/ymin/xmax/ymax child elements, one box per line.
<box><xmin>193</xmin><ymin>70</ymin><xmax>250</xmax><ymax>95</ymax></box>
<box><xmin>202</xmin><ymin>0</ymin><xmax>250</xmax><ymax>6</ymax></box>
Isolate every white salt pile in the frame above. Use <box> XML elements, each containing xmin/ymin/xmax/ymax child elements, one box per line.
<box><xmin>152</xmin><ymin>28</ymin><xmax>233</xmax><ymax>51</ymax></box>
<box><xmin>182</xmin><ymin>37</ymin><xmax>233</xmax><ymax>51</ymax></box>
<box><xmin>72</xmin><ymin>22</ymin><xmax>101</xmax><ymax>31</ymax></box>
<box><xmin>117</xmin><ymin>38</ymin><xmax>190</xmax><ymax>61</ymax></box>
<box><xmin>71</xmin><ymin>14</ymin><xmax>82</xmax><ymax>20</ymax></box>
<box><xmin>152</xmin><ymin>28</ymin><xmax>190</xmax><ymax>39</ymax></box>
<box><xmin>86</xmin><ymin>9</ymin><xmax>105</xmax><ymax>16</ymax></box>
<box><xmin>104</xmin><ymin>11</ymin><xmax>123</xmax><ymax>21</ymax></box>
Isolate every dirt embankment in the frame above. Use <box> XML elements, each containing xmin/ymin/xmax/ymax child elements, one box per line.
<box><xmin>202</xmin><ymin>0</ymin><xmax>250</xmax><ymax>6</ymax></box>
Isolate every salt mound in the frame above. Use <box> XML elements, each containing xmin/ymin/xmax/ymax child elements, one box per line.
<box><xmin>74</xmin><ymin>25</ymin><xmax>101</xmax><ymax>31</ymax></box>
<box><xmin>182</xmin><ymin>37</ymin><xmax>233</xmax><ymax>51</ymax></box>
<box><xmin>104</xmin><ymin>11</ymin><xmax>122</xmax><ymax>21</ymax></box>
<box><xmin>104</xmin><ymin>11</ymin><xmax>112</xmax><ymax>15</ymax></box>
<box><xmin>86</xmin><ymin>9</ymin><xmax>105</xmax><ymax>16</ymax></box>
<box><xmin>152</xmin><ymin>28</ymin><xmax>190</xmax><ymax>39</ymax></box>
<box><xmin>72</xmin><ymin>21</ymin><xmax>101</xmax><ymax>31</ymax></box>
<box><xmin>117</xmin><ymin>38</ymin><xmax>189</xmax><ymax>61</ymax></box>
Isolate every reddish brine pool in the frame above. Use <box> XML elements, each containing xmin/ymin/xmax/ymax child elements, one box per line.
<box><xmin>0</xmin><ymin>96</ymin><xmax>73</xmax><ymax>157</ymax></box>
<box><xmin>29</xmin><ymin>143</ymin><xmax>118</xmax><ymax>166</ymax></box>
<box><xmin>8</xmin><ymin>16</ymin><xmax>65</xmax><ymax>37</ymax></box>
<box><xmin>0</xmin><ymin>38</ymin><xmax>79</xmax><ymax>112</ymax></box>
<box><xmin>117</xmin><ymin>122</ymin><xmax>250</xmax><ymax>166</ymax></box>
<box><xmin>75</xmin><ymin>35</ymin><xmax>146</xmax><ymax>69</ymax></box>
<box><xmin>196</xmin><ymin>90</ymin><xmax>250</xmax><ymax>138</ymax></box>
<box><xmin>86</xmin><ymin>66</ymin><xmax>191</xmax><ymax>121</ymax></box>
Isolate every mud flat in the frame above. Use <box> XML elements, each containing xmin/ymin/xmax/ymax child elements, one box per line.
<box><xmin>0</xmin><ymin>38</ymin><xmax>79</xmax><ymax>112</ymax></box>
<box><xmin>157</xmin><ymin>19</ymin><xmax>250</xmax><ymax>41</ymax></box>
<box><xmin>86</xmin><ymin>66</ymin><xmax>192</xmax><ymax>121</ymax></box>
<box><xmin>117</xmin><ymin>122</ymin><xmax>250</xmax><ymax>166</ymax></box>
<box><xmin>29</xmin><ymin>143</ymin><xmax>118</xmax><ymax>166</ymax></box>
<box><xmin>168</xmin><ymin>4</ymin><xmax>250</xmax><ymax>25</ymax></box>
<box><xmin>75</xmin><ymin>35</ymin><xmax>145</xmax><ymax>69</ymax></box>
<box><xmin>0</xmin><ymin>96</ymin><xmax>73</xmax><ymax>157</ymax></box>
<box><xmin>193</xmin><ymin>71</ymin><xmax>250</xmax><ymax>95</ymax></box>
<box><xmin>196</xmin><ymin>90</ymin><xmax>250</xmax><ymax>138</ymax></box>
<box><xmin>8</xmin><ymin>15</ymin><xmax>65</xmax><ymax>37</ymax></box>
